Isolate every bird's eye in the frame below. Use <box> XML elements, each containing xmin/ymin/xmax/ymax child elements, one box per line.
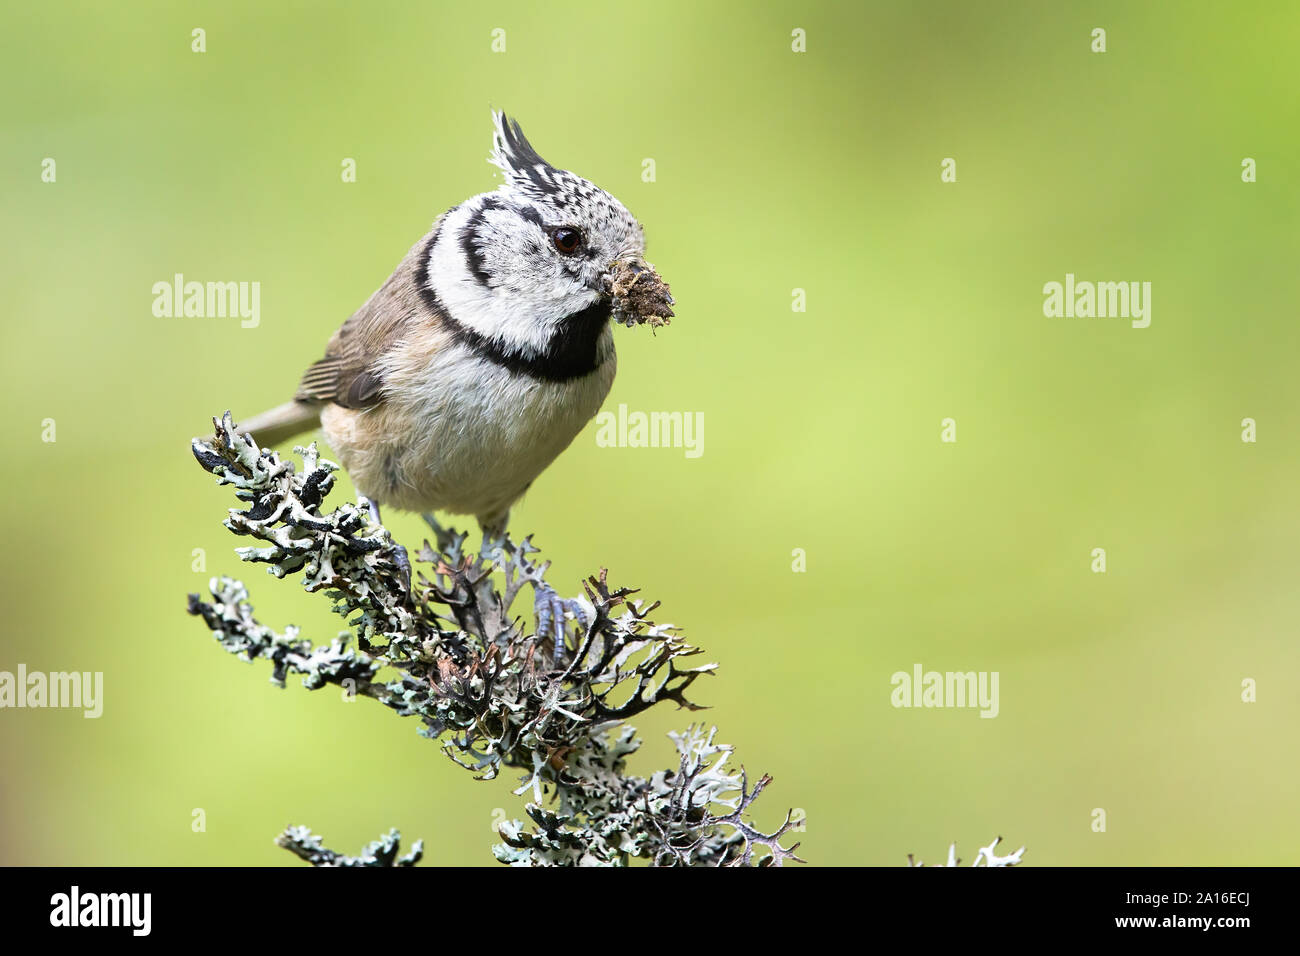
<box><xmin>550</xmin><ymin>227</ymin><xmax>583</xmax><ymax>256</ymax></box>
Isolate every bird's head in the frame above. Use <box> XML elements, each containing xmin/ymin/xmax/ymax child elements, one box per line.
<box><xmin>424</xmin><ymin>112</ymin><xmax>671</xmax><ymax>375</ymax></box>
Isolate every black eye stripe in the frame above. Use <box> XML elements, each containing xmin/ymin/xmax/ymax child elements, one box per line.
<box><xmin>515</xmin><ymin>205</ymin><xmax>544</xmax><ymax>228</ymax></box>
<box><xmin>464</xmin><ymin>198</ymin><xmax>612</xmax><ymax>277</ymax></box>
<box><xmin>460</xmin><ymin>196</ymin><xmax>501</xmax><ymax>288</ymax></box>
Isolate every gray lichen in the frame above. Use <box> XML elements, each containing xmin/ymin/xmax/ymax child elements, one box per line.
<box><xmin>907</xmin><ymin>837</ymin><xmax>1025</xmax><ymax>868</ymax></box>
<box><xmin>275</xmin><ymin>827</ymin><xmax>423</xmax><ymax>867</ymax></box>
<box><xmin>188</xmin><ymin>412</ymin><xmax>803</xmax><ymax>866</ymax></box>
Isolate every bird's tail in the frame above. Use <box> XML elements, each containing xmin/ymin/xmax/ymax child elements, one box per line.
<box><xmin>234</xmin><ymin>401</ymin><xmax>322</xmax><ymax>448</ymax></box>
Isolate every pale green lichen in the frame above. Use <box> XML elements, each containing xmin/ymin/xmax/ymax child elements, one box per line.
<box><xmin>907</xmin><ymin>837</ymin><xmax>1025</xmax><ymax>868</ymax></box>
<box><xmin>188</xmin><ymin>412</ymin><xmax>803</xmax><ymax>866</ymax></box>
<box><xmin>275</xmin><ymin>827</ymin><xmax>423</xmax><ymax>867</ymax></box>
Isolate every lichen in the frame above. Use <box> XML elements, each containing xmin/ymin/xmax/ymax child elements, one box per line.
<box><xmin>188</xmin><ymin>412</ymin><xmax>1020</xmax><ymax>868</ymax></box>
<box><xmin>188</xmin><ymin>412</ymin><xmax>800</xmax><ymax>866</ymax></box>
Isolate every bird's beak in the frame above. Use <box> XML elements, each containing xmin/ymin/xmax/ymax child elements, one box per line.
<box><xmin>604</xmin><ymin>256</ymin><xmax>674</xmax><ymax>329</ymax></box>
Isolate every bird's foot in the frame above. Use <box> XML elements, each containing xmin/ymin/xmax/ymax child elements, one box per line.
<box><xmin>532</xmin><ymin>579</ymin><xmax>589</xmax><ymax>648</ymax></box>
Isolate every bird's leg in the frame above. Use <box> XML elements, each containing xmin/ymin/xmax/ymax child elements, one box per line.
<box><xmin>365</xmin><ymin>497</ymin><xmax>411</xmax><ymax>599</ymax></box>
<box><xmin>534</xmin><ymin>585</ymin><xmax>588</xmax><ymax>664</ymax></box>
<box><xmin>507</xmin><ymin>526</ymin><xmax>587</xmax><ymax>654</ymax></box>
<box><xmin>475</xmin><ymin>513</ymin><xmax>586</xmax><ymax>652</ymax></box>
<box><xmin>532</xmin><ymin>579</ymin><xmax>589</xmax><ymax>663</ymax></box>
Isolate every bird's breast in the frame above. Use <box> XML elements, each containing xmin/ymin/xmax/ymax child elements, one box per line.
<box><xmin>343</xmin><ymin>333</ymin><xmax>617</xmax><ymax>516</ymax></box>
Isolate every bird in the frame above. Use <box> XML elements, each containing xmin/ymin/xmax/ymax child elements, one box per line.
<box><xmin>234</xmin><ymin>111</ymin><xmax>673</xmax><ymax>621</ymax></box>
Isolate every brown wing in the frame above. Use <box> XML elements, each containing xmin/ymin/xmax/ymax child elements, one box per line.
<box><xmin>294</xmin><ymin>224</ymin><xmax>441</xmax><ymax>410</ymax></box>
<box><xmin>294</xmin><ymin>321</ymin><xmax>390</xmax><ymax>410</ymax></box>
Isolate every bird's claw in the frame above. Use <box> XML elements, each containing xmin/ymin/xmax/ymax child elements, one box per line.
<box><xmin>533</xmin><ymin>581</ymin><xmax>589</xmax><ymax>644</ymax></box>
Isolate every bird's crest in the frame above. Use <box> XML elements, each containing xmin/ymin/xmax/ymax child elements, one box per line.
<box><xmin>489</xmin><ymin>111</ymin><xmax>562</xmax><ymax>197</ymax></box>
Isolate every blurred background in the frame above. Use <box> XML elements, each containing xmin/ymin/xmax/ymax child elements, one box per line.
<box><xmin>1</xmin><ymin>0</ymin><xmax>1297</xmax><ymax>866</ymax></box>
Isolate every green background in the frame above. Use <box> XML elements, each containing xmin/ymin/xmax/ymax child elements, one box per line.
<box><xmin>1</xmin><ymin>1</ymin><xmax>1296</xmax><ymax>866</ymax></box>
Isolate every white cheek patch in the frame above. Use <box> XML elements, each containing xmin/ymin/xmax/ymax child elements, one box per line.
<box><xmin>477</xmin><ymin>203</ymin><xmax>572</xmax><ymax>300</ymax></box>
<box><xmin>427</xmin><ymin>194</ymin><xmax>598</xmax><ymax>355</ymax></box>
